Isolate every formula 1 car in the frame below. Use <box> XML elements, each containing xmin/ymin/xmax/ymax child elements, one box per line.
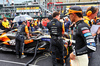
<box><xmin>0</xmin><ymin>29</ymin><xmax>73</xmax><ymax>60</ymax></box>
<box><xmin>0</xmin><ymin>29</ymin><xmax>51</xmax><ymax>53</ymax></box>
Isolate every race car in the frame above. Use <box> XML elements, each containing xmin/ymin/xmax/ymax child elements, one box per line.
<box><xmin>0</xmin><ymin>29</ymin><xmax>74</xmax><ymax>61</ymax></box>
<box><xmin>0</xmin><ymin>29</ymin><xmax>51</xmax><ymax>53</ymax></box>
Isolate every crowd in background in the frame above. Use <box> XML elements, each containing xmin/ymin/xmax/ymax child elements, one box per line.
<box><xmin>0</xmin><ymin>13</ymin><xmax>100</xmax><ymax>35</ymax></box>
<box><xmin>0</xmin><ymin>17</ymin><xmax>51</xmax><ymax>33</ymax></box>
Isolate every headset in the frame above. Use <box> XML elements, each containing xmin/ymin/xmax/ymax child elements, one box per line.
<box><xmin>86</xmin><ymin>6</ymin><xmax>95</xmax><ymax>16</ymax></box>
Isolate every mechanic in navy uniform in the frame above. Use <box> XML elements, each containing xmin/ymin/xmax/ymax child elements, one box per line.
<box><xmin>67</xmin><ymin>6</ymin><xmax>96</xmax><ymax>66</ymax></box>
<box><xmin>15</xmin><ymin>21</ymin><xmax>30</xmax><ymax>59</ymax></box>
<box><xmin>47</xmin><ymin>12</ymin><xmax>65</xmax><ymax>66</ymax></box>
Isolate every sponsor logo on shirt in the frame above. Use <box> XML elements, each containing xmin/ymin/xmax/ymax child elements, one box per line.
<box><xmin>81</xmin><ymin>27</ymin><xmax>88</xmax><ymax>30</ymax></box>
<box><xmin>84</xmin><ymin>33</ymin><xmax>92</xmax><ymax>37</ymax></box>
<box><xmin>86</xmin><ymin>36</ymin><xmax>93</xmax><ymax>40</ymax></box>
<box><xmin>86</xmin><ymin>39</ymin><xmax>95</xmax><ymax>43</ymax></box>
<box><xmin>87</xmin><ymin>43</ymin><xmax>96</xmax><ymax>46</ymax></box>
<box><xmin>82</xmin><ymin>29</ymin><xmax>90</xmax><ymax>34</ymax></box>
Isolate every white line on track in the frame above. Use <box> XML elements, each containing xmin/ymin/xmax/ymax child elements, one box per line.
<box><xmin>0</xmin><ymin>60</ymin><xmax>38</xmax><ymax>66</ymax></box>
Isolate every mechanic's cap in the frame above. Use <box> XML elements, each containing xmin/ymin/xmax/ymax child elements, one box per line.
<box><xmin>66</xmin><ymin>6</ymin><xmax>82</xmax><ymax>15</ymax></box>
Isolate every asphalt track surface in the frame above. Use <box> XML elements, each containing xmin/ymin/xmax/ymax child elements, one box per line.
<box><xmin>0</xmin><ymin>44</ymin><xmax>100</xmax><ymax>66</ymax></box>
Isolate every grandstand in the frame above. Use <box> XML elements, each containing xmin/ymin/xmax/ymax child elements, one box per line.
<box><xmin>0</xmin><ymin>0</ymin><xmax>100</xmax><ymax>18</ymax></box>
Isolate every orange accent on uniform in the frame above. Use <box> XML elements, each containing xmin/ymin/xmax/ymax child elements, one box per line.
<box><xmin>25</xmin><ymin>26</ymin><xmax>29</xmax><ymax>34</ymax></box>
<box><xmin>64</xmin><ymin>45</ymin><xmax>69</xmax><ymax>55</ymax></box>
<box><xmin>63</xmin><ymin>59</ymin><xmax>65</xmax><ymax>63</ymax></box>
<box><xmin>22</xmin><ymin>53</ymin><xmax>24</xmax><ymax>55</ymax></box>
<box><xmin>67</xmin><ymin>48</ymin><xmax>69</xmax><ymax>55</ymax></box>
<box><xmin>56</xmin><ymin>58</ymin><xmax>60</xmax><ymax>60</ymax></box>
<box><xmin>83</xmin><ymin>16</ymin><xmax>93</xmax><ymax>26</ymax></box>
<box><xmin>62</xmin><ymin>23</ymin><xmax>65</xmax><ymax>34</ymax></box>
<box><xmin>64</xmin><ymin>56</ymin><xmax>67</xmax><ymax>58</ymax></box>
<box><xmin>70</xmin><ymin>60</ymin><xmax>72</xmax><ymax>66</ymax></box>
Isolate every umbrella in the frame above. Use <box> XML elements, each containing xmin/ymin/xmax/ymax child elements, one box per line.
<box><xmin>13</xmin><ymin>14</ymin><xmax>33</xmax><ymax>22</ymax></box>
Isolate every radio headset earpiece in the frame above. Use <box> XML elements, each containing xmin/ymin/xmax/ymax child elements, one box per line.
<box><xmin>86</xmin><ymin>6</ymin><xmax>94</xmax><ymax>16</ymax></box>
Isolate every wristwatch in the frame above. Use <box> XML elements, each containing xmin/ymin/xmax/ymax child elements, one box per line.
<box><xmin>73</xmin><ymin>50</ymin><xmax>76</xmax><ymax>56</ymax></box>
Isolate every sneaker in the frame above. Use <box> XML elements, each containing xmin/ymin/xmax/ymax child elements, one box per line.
<box><xmin>63</xmin><ymin>63</ymin><xmax>66</xmax><ymax>66</ymax></box>
<box><xmin>16</xmin><ymin>55</ymin><xmax>20</xmax><ymax>58</ymax></box>
<box><xmin>21</xmin><ymin>55</ymin><xmax>27</xmax><ymax>59</ymax></box>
